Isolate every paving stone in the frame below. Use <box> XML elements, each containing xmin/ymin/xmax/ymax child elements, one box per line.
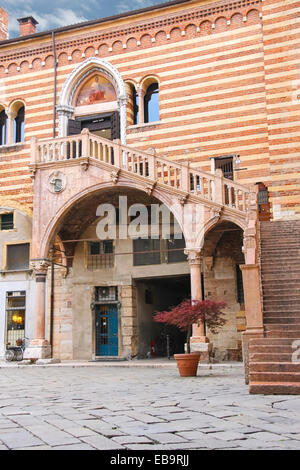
<box><xmin>81</xmin><ymin>434</ymin><xmax>125</xmax><ymax>450</ymax></box>
<box><xmin>0</xmin><ymin>430</ymin><xmax>44</xmax><ymax>449</ymax></box>
<box><xmin>113</xmin><ymin>435</ymin><xmax>154</xmax><ymax>444</ymax></box>
<box><xmin>52</xmin><ymin>443</ymin><xmax>95</xmax><ymax>450</ymax></box>
<box><xmin>151</xmin><ymin>433</ymin><xmax>189</xmax><ymax>444</ymax></box>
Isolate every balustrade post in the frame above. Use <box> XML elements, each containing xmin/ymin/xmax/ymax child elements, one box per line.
<box><xmin>113</xmin><ymin>139</ymin><xmax>123</xmax><ymax>168</ymax></box>
<box><xmin>81</xmin><ymin>128</ymin><xmax>90</xmax><ymax>158</ymax></box>
<box><xmin>214</xmin><ymin>168</ymin><xmax>224</xmax><ymax>204</ymax></box>
<box><xmin>181</xmin><ymin>162</ymin><xmax>189</xmax><ymax>192</ymax></box>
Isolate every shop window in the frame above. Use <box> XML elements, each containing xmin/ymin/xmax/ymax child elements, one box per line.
<box><xmin>6</xmin><ymin>243</ymin><xmax>30</xmax><ymax>271</ymax></box>
<box><xmin>144</xmin><ymin>83</ymin><xmax>159</xmax><ymax>123</ymax></box>
<box><xmin>87</xmin><ymin>240</ymin><xmax>114</xmax><ymax>270</ymax></box>
<box><xmin>0</xmin><ymin>109</ymin><xmax>8</xmax><ymax>145</ymax></box>
<box><xmin>6</xmin><ymin>291</ymin><xmax>26</xmax><ymax>348</ymax></box>
<box><xmin>14</xmin><ymin>106</ymin><xmax>25</xmax><ymax>143</ymax></box>
<box><xmin>0</xmin><ymin>213</ymin><xmax>14</xmax><ymax>230</ymax></box>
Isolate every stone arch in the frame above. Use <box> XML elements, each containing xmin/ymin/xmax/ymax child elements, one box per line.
<box><xmin>58</xmin><ymin>57</ymin><xmax>127</xmax><ymax>143</ymax></box>
<box><xmin>38</xmin><ymin>181</ymin><xmax>187</xmax><ymax>260</ymax></box>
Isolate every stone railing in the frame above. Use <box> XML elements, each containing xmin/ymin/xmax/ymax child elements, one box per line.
<box><xmin>31</xmin><ymin>129</ymin><xmax>250</xmax><ymax>212</ymax></box>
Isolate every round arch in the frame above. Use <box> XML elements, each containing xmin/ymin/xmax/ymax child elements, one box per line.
<box><xmin>39</xmin><ymin>181</ymin><xmax>187</xmax><ymax>259</ymax></box>
<box><xmin>57</xmin><ymin>57</ymin><xmax>128</xmax><ymax>143</ymax></box>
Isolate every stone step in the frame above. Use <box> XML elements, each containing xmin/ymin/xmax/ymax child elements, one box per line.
<box><xmin>249</xmin><ymin>382</ymin><xmax>300</xmax><ymax>395</ymax></box>
<box><xmin>262</xmin><ymin>273</ymin><xmax>300</xmax><ymax>280</ymax></box>
<box><xmin>249</xmin><ymin>345</ymin><xmax>296</xmax><ymax>354</ymax></box>
<box><xmin>264</xmin><ymin>295</ymin><xmax>300</xmax><ymax>306</ymax></box>
<box><xmin>250</xmin><ymin>352</ymin><xmax>294</xmax><ymax>362</ymax></box>
<box><xmin>264</xmin><ymin>318</ymin><xmax>300</xmax><ymax>324</ymax></box>
<box><xmin>250</xmin><ymin>338</ymin><xmax>298</xmax><ymax>345</ymax></box>
<box><xmin>250</xmin><ymin>372</ymin><xmax>300</xmax><ymax>383</ymax></box>
<box><xmin>266</xmin><ymin>330</ymin><xmax>300</xmax><ymax>338</ymax></box>
<box><xmin>250</xmin><ymin>362</ymin><xmax>300</xmax><ymax>373</ymax></box>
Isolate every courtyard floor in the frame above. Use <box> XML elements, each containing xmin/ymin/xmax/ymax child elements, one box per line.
<box><xmin>0</xmin><ymin>363</ymin><xmax>300</xmax><ymax>450</ymax></box>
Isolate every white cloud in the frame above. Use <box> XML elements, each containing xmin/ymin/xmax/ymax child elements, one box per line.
<box><xmin>7</xmin><ymin>7</ymin><xmax>88</xmax><ymax>35</ymax></box>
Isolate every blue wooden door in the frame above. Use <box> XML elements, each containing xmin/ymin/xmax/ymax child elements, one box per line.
<box><xmin>95</xmin><ymin>304</ymin><xmax>118</xmax><ymax>356</ymax></box>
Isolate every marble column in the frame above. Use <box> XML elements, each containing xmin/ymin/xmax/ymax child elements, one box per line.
<box><xmin>185</xmin><ymin>249</ymin><xmax>210</xmax><ymax>358</ymax></box>
<box><xmin>24</xmin><ymin>259</ymin><xmax>52</xmax><ymax>359</ymax></box>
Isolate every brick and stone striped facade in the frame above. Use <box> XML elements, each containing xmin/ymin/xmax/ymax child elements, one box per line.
<box><xmin>0</xmin><ymin>0</ymin><xmax>298</xmax><ymax>220</ymax></box>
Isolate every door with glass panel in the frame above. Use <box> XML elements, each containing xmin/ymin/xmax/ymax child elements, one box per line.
<box><xmin>95</xmin><ymin>304</ymin><xmax>118</xmax><ymax>356</ymax></box>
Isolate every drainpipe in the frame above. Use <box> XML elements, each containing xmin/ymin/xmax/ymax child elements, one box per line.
<box><xmin>50</xmin><ymin>245</ymin><xmax>55</xmax><ymax>356</ymax></box>
<box><xmin>52</xmin><ymin>31</ymin><xmax>57</xmax><ymax>138</ymax></box>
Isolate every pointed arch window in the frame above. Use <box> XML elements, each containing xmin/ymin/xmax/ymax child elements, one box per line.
<box><xmin>144</xmin><ymin>82</ymin><xmax>159</xmax><ymax>123</ymax></box>
<box><xmin>0</xmin><ymin>110</ymin><xmax>8</xmax><ymax>145</ymax></box>
<box><xmin>14</xmin><ymin>106</ymin><xmax>24</xmax><ymax>143</ymax></box>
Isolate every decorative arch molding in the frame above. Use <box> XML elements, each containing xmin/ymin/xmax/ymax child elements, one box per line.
<box><xmin>38</xmin><ymin>180</ymin><xmax>187</xmax><ymax>259</ymax></box>
<box><xmin>57</xmin><ymin>57</ymin><xmax>128</xmax><ymax>143</ymax></box>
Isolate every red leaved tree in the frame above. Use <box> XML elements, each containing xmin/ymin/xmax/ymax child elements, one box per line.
<box><xmin>154</xmin><ymin>299</ymin><xmax>227</xmax><ymax>353</ymax></box>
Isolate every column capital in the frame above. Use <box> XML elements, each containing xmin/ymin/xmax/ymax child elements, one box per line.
<box><xmin>56</xmin><ymin>104</ymin><xmax>74</xmax><ymax>117</ymax></box>
<box><xmin>184</xmin><ymin>248</ymin><xmax>203</xmax><ymax>266</ymax></box>
<box><xmin>5</xmin><ymin>108</ymin><xmax>17</xmax><ymax>119</ymax></box>
<box><xmin>30</xmin><ymin>259</ymin><xmax>50</xmax><ymax>279</ymax></box>
<box><xmin>118</xmin><ymin>94</ymin><xmax>128</xmax><ymax>108</ymax></box>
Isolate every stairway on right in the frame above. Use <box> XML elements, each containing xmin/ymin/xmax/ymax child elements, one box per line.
<box><xmin>249</xmin><ymin>220</ymin><xmax>300</xmax><ymax>394</ymax></box>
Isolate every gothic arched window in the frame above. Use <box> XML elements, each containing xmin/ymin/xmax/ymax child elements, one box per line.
<box><xmin>0</xmin><ymin>110</ymin><xmax>8</xmax><ymax>145</ymax></box>
<box><xmin>144</xmin><ymin>82</ymin><xmax>159</xmax><ymax>123</ymax></box>
<box><xmin>14</xmin><ymin>106</ymin><xmax>25</xmax><ymax>143</ymax></box>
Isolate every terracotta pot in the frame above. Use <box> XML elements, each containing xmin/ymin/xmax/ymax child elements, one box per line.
<box><xmin>174</xmin><ymin>352</ymin><xmax>200</xmax><ymax>377</ymax></box>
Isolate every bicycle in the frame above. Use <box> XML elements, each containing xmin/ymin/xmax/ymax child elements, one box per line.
<box><xmin>5</xmin><ymin>337</ymin><xmax>28</xmax><ymax>362</ymax></box>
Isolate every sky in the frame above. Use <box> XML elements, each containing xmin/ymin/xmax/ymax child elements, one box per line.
<box><xmin>2</xmin><ymin>0</ymin><xmax>168</xmax><ymax>37</ymax></box>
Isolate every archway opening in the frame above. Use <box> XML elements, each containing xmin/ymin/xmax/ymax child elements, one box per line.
<box><xmin>202</xmin><ymin>220</ymin><xmax>245</xmax><ymax>361</ymax></box>
<box><xmin>47</xmin><ymin>186</ymin><xmax>189</xmax><ymax>361</ymax></box>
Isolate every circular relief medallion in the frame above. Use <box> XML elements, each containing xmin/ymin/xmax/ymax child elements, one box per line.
<box><xmin>48</xmin><ymin>171</ymin><xmax>66</xmax><ymax>194</ymax></box>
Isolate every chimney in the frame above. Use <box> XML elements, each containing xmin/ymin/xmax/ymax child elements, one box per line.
<box><xmin>17</xmin><ymin>16</ymin><xmax>38</xmax><ymax>36</ymax></box>
<box><xmin>0</xmin><ymin>7</ymin><xmax>8</xmax><ymax>40</ymax></box>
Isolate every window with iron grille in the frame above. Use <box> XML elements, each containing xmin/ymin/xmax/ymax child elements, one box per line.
<box><xmin>6</xmin><ymin>291</ymin><xmax>26</xmax><ymax>348</ymax></box>
<box><xmin>95</xmin><ymin>286</ymin><xmax>118</xmax><ymax>302</ymax></box>
<box><xmin>6</xmin><ymin>243</ymin><xmax>30</xmax><ymax>270</ymax></box>
<box><xmin>1</xmin><ymin>213</ymin><xmax>14</xmax><ymax>230</ymax></box>
<box><xmin>87</xmin><ymin>240</ymin><xmax>114</xmax><ymax>270</ymax></box>
<box><xmin>215</xmin><ymin>156</ymin><xmax>233</xmax><ymax>180</ymax></box>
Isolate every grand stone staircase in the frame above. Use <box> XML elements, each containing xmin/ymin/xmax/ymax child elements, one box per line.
<box><xmin>249</xmin><ymin>220</ymin><xmax>300</xmax><ymax>394</ymax></box>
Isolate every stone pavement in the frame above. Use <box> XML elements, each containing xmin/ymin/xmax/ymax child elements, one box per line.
<box><xmin>0</xmin><ymin>364</ymin><xmax>300</xmax><ymax>450</ymax></box>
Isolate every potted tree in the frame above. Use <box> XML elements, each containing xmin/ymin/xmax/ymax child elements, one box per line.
<box><xmin>154</xmin><ymin>299</ymin><xmax>227</xmax><ymax>376</ymax></box>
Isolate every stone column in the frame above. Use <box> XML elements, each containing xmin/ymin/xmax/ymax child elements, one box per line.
<box><xmin>5</xmin><ymin>108</ymin><xmax>17</xmax><ymax>145</ymax></box>
<box><xmin>56</xmin><ymin>104</ymin><xmax>75</xmax><ymax>137</ymax></box>
<box><xmin>185</xmin><ymin>249</ymin><xmax>211</xmax><ymax>360</ymax></box>
<box><xmin>137</xmin><ymin>86</ymin><xmax>145</xmax><ymax>125</ymax></box>
<box><xmin>24</xmin><ymin>259</ymin><xmax>52</xmax><ymax>359</ymax></box>
<box><xmin>118</xmin><ymin>94</ymin><xmax>128</xmax><ymax>145</ymax></box>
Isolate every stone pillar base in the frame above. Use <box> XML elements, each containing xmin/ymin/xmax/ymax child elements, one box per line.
<box><xmin>186</xmin><ymin>341</ymin><xmax>213</xmax><ymax>363</ymax></box>
<box><xmin>23</xmin><ymin>340</ymin><xmax>52</xmax><ymax>360</ymax></box>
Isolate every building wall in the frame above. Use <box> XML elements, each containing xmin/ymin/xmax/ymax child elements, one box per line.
<box><xmin>0</xmin><ymin>0</ymin><xmax>298</xmax><ymax>219</ymax></box>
